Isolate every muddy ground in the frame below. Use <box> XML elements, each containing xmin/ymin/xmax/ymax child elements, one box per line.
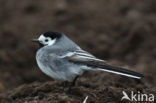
<box><xmin>0</xmin><ymin>0</ymin><xmax>156</xmax><ymax>103</ymax></box>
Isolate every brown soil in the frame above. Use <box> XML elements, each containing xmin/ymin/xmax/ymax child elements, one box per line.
<box><xmin>0</xmin><ymin>0</ymin><xmax>156</xmax><ymax>103</ymax></box>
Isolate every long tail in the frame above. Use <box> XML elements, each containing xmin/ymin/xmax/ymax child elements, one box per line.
<box><xmin>85</xmin><ymin>62</ymin><xmax>143</xmax><ymax>79</ymax></box>
<box><xmin>96</xmin><ymin>64</ymin><xmax>143</xmax><ymax>79</ymax></box>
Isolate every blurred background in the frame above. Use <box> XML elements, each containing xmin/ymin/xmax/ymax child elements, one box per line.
<box><xmin>0</xmin><ymin>0</ymin><xmax>156</xmax><ymax>102</ymax></box>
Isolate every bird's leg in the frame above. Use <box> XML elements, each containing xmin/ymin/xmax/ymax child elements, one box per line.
<box><xmin>71</xmin><ymin>76</ymin><xmax>79</xmax><ymax>87</ymax></box>
<box><xmin>66</xmin><ymin>76</ymin><xmax>79</xmax><ymax>93</ymax></box>
<box><xmin>61</xmin><ymin>81</ymin><xmax>69</xmax><ymax>92</ymax></box>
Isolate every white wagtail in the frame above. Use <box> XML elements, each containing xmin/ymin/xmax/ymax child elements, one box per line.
<box><xmin>32</xmin><ymin>31</ymin><xmax>143</xmax><ymax>90</ymax></box>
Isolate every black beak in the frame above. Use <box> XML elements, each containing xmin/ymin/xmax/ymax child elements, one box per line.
<box><xmin>32</xmin><ymin>39</ymin><xmax>39</xmax><ymax>42</ymax></box>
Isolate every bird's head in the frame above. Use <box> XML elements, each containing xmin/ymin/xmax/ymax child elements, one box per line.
<box><xmin>32</xmin><ymin>31</ymin><xmax>62</xmax><ymax>47</ymax></box>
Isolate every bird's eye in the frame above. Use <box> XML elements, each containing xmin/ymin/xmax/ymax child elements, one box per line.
<box><xmin>45</xmin><ymin>39</ymin><xmax>49</xmax><ymax>42</ymax></box>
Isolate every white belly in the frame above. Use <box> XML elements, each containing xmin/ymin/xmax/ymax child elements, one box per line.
<box><xmin>36</xmin><ymin>49</ymin><xmax>84</xmax><ymax>82</ymax></box>
<box><xmin>36</xmin><ymin>58</ymin><xmax>84</xmax><ymax>82</ymax></box>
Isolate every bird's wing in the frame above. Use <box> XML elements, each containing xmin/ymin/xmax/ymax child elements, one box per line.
<box><xmin>60</xmin><ymin>49</ymin><xmax>106</xmax><ymax>62</ymax></box>
<box><xmin>61</xmin><ymin>49</ymin><xmax>143</xmax><ymax>79</ymax></box>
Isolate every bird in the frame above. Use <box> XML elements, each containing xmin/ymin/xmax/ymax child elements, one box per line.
<box><xmin>32</xmin><ymin>31</ymin><xmax>143</xmax><ymax>91</ymax></box>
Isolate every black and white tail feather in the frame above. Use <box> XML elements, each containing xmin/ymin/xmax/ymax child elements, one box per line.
<box><xmin>62</xmin><ymin>49</ymin><xmax>143</xmax><ymax>79</ymax></box>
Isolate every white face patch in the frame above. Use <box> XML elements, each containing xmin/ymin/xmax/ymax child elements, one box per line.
<box><xmin>38</xmin><ymin>34</ymin><xmax>56</xmax><ymax>46</ymax></box>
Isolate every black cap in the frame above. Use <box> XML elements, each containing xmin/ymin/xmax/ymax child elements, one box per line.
<box><xmin>43</xmin><ymin>31</ymin><xmax>62</xmax><ymax>39</ymax></box>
